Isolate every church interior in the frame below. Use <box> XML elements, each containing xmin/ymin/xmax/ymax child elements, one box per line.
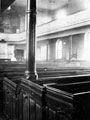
<box><xmin>0</xmin><ymin>0</ymin><xmax>90</xmax><ymax>120</ymax></box>
<box><xmin>1</xmin><ymin>0</ymin><xmax>90</xmax><ymax>63</ymax></box>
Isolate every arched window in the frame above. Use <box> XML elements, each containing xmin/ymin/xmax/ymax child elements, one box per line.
<box><xmin>84</xmin><ymin>32</ymin><xmax>90</xmax><ymax>60</ymax></box>
<box><xmin>56</xmin><ymin>39</ymin><xmax>62</xmax><ymax>59</ymax></box>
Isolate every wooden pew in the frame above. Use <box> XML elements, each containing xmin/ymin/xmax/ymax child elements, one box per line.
<box><xmin>45</xmin><ymin>81</ymin><xmax>90</xmax><ymax>120</ymax></box>
<box><xmin>1</xmin><ymin>61</ymin><xmax>90</xmax><ymax>80</ymax></box>
<box><xmin>3</xmin><ymin>74</ymin><xmax>90</xmax><ymax>120</ymax></box>
<box><xmin>0</xmin><ymin>78</ymin><xmax>3</xmax><ymax>113</ymax></box>
<box><xmin>3</xmin><ymin>77</ymin><xmax>46</xmax><ymax>120</ymax></box>
<box><xmin>17</xmin><ymin>78</ymin><xmax>46</xmax><ymax>120</ymax></box>
<box><xmin>1</xmin><ymin>62</ymin><xmax>90</xmax><ymax>79</ymax></box>
<box><xmin>3</xmin><ymin>77</ymin><xmax>21</xmax><ymax>120</ymax></box>
<box><xmin>0</xmin><ymin>62</ymin><xmax>26</xmax><ymax>79</ymax></box>
<box><xmin>1</xmin><ymin>61</ymin><xmax>90</xmax><ymax>120</ymax></box>
<box><xmin>35</xmin><ymin>74</ymin><xmax>90</xmax><ymax>85</ymax></box>
<box><xmin>18</xmin><ymin>75</ymin><xmax>90</xmax><ymax>120</ymax></box>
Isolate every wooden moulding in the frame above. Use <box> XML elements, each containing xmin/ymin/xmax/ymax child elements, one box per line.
<box><xmin>3</xmin><ymin>77</ymin><xmax>20</xmax><ymax>120</ymax></box>
<box><xmin>45</xmin><ymin>81</ymin><xmax>90</xmax><ymax>120</ymax></box>
<box><xmin>17</xmin><ymin>78</ymin><xmax>46</xmax><ymax>120</ymax></box>
<box><xmin>0</xmin><ymin>78</ymin><xmax>3</xmax><ymax>113</ymax></box>
<box><xmin>3</xmin><ymin>75</ymin><xmax>90</xmax><ymax>120</ymax></box>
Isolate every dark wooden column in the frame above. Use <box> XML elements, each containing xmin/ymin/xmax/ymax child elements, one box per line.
<box><xmin>25</xmin><ymin>0</ymin><xmax>38</xmax><ymax>80</ymax></box>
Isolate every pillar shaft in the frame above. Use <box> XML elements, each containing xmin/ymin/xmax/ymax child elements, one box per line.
<box><xmin>26</xmin><ymin>0</ymin><xmax>38</xmax><ymax>80</ymax></box>
<box><xmin>69</xmin><ymin>35</ymin><xmax>72</xmax><ymax>60</ymax></box>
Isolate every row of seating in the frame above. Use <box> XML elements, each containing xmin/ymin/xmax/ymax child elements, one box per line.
<box><xmin>1</xmin><ymin>61</ymin><xmax>90</xmax><ymax>120</ymax></box>
<box><xmin>1</xmin><ymin>61</ymin><xmax>90</xmax><ymax>80</ymax></box>
<box><xmin>2</xmin><ymin>75</ymin><xmax>90</xmax><ymax>120</ymax></box>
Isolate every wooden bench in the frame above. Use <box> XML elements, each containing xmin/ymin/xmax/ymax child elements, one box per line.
<box><xmin>3</xmin><ymin>74</ymin><xmax>90</xmax><ymax>120</ymax></box>
<box><xmin>1</xmin><ymin>61</ymin><xmax>90</xmax><ymax>80</ymax></box>
<box><xmin>18</xmin><ymin>76</ymin><xmax>90</xmax><ymax>120</ymax></box>
<box><xmin>3</xmin><ymin>77</ymin><xmax>21</xmax><ymax>120</ymax></box>
<box><xmin>3</xmin><ymin>77</ymin><xmax>46</xmax><ymax>120</ymax></box>
<box><xmin>1</xmin><ymin>62</ymin><xmax>90</xmax><ymax>79</ymax></box>
<box><xmin>45</xmin><ymin>81</ymin><xmax>90</xmax><ymax>120</ymax></box>
<box><xmin>0</xmin><ymin>78</ymin><xmax>3</xmax><ymax>113</ymax></box>
<box><xmin>1</xmin><ymin>61</ymin><xmax>90</xmax><ymax>120</ymax></box>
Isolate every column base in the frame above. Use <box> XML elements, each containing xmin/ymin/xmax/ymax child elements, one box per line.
<box><xmin>25</xmin><ymin>70</ymin><xmax>38</xmax><ymax>80</ymax></box>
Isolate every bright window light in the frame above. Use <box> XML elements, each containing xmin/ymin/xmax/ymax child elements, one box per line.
<box><xmin>84</xmin><ymin>0</ymin><xmax>90</xmax><ymax>10</ymax></box>
<box><xmin>56</xmin><ymin>40</ymin><xmax>62</xmax><ymax>59</ymax></box>
<box><xmin>41</xmin><ymin>45</ymin><xmax>47</xmax><ymax>60</ymax></box>
<box><xmin>7</xmin><ymin>6</ymin><xmax>11</xmax><ymax>10</ymax></box>
<box><xmin>55</xmin><ymin>9</ymin><xmax>67</xmax><ymax>19</ymax></box>
<box><xmin>83</xmin><ymin>32</ymin><xmax>90</xmax><ymax>60</ymax></box>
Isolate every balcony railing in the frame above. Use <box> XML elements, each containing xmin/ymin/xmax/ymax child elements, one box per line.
<box><xmin>0</xmin><ymin>32</ymin><xmax>26</xmax><ymax>42</ymax></box>
<box><xmin>0</xmin><ymin>10</ymin><xmax>90</xmax><ymax>42</ymax></box>
<box><xmin>37</xmin><ymin>10</ymin><xmax>90</xmax><ymax>36</ymax></box>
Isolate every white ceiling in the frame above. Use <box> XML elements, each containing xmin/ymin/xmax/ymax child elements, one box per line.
<box><xmin>13</xmin><ymin>0</ymin><xmax>68</xmax><ymax>11</ymax></box>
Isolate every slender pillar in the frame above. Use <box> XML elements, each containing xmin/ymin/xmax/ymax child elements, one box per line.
<box><xmin>47</xmin><ymin>41</ymin><xmax>48</xmax><ymax>61</ymax></box>
<box><xmin>69</xmin><ymin>35</ymin><xmax>72</xmax><ymax>61</ymax></box>
<box><xmin>25</xmin><ymin>0</ymin><xmax>38</xmax><ymax>80</ymax></box>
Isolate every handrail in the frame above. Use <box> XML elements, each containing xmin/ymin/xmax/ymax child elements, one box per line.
<box><xmin>37</xmin><ymin>9</ymin><xmax>90</xmax><ymax>36</ymax></box>
<box><xmin>0</xmin><ymin>32</ymin><xmax>26</xmax><ymax>42</ymax></box>
<box><xmin>0</xmin><ymin>10</ymin><xmax>90</xmax><ymax>42</ymax></box>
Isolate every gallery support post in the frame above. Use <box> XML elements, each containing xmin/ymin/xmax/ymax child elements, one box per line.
<box><xmin>25</xmin><ymin>0</ymin><xmax>38</xmax><ymax>80</ymax></box>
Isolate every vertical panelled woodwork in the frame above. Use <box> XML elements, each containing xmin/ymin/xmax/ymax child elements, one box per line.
<box><xmin>19</xmin><ymin>91</ymin><xmax>45</xmax><ymax>120</ymax></box>
<box><xmin>45</xmin><ymin>87</ymin><xmax>73</xmax><ymax>120</ymax></box>
<box><xmin>23</xmin><ymin>93</ymin><xmax>29</xmax><ymax>120</ymax></box>
<box><xmin>3</xmin><ymin>86</ymin><xmax>10</xmax><ymax>119</ymax></box>
<box><xmin>12</xmin><ymin>95</ymin><xmax>17</xmax><ymax>120</ymax></box>
<box><xmin>30</xmin><ymin>99</ymin><xmax>36</xmax><ymax>120</ymax></box>
<box><xmin>36</xmin><ymin>103</ymin><xmax>42</xmax><ymax>120</ymax></box>
<box><xmin>3</xmin><ymin>78</ymin><xmax>19</xmax><ymax>120</ymax></box>
<box><xmin>19</xmin><ymin>79</ymin><xmax>46</xmax><ymax>120</ymax></box>
<box><xmin>48</xmin><ymin>108</ymin><xmax>56</xmax><ymax>120</ymax></box>
<box><xmin>18</xmin><ymin>91</ymin><xmax>23</xmax><ymax>120</ymax></box>
<box><xmin>0</xmin><ymin>78</ymin><xmax>3</xmax><ymax>113</ymax></box>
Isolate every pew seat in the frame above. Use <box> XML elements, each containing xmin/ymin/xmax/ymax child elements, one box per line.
<box><xmin>3</xmin><ymin>77</ymin><xmax>21</xmax><ymax>120</ymax></box>
<box><xmin>45</xmin><ymin>81</ymin><xmax>90</xmax><ymax>120</ymax></box>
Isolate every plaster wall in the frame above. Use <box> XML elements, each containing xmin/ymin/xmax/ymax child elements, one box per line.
<box><xmin>72</xmin><ymin>34</ymin><xmax>84</xmax><ymax>60</ymax></box>
<box><xmin>68</xmin><ymin>0</ymin><xmax>89</xmax><ymax>14</ymax></box>
<box><xmin>14</xmin><ymin>44</ymin><xmax>26</xmax><ymax>59</ymax></box>
<box><xmin>48</xmin><ymin>39</ymin><xmax>56</xmax><ymax>61</ymax></box>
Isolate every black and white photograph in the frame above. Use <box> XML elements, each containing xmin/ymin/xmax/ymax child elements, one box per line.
<box><xmin>0</xmin><ymin>0</ymin><xmax>90</xmax><ymax>120</ymax></box>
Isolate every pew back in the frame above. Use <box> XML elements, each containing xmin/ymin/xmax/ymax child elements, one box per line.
<box><xmin>45</xmin><ymin>81</ymin><xmax>90</xmax><ymax>120</ymax></box>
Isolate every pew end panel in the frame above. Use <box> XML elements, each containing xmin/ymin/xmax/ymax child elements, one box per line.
<box><xmin>3</xmin><ymin>77</ymin><xmax>21</xmax><ymax>120</ymax></box>
<box><xmin>33</xmin><ymin>74</ymin><xmax>90</xmax><ymax>86</ymax></box>
<box><xmin>0</xmin><ymin>78</ymin><xmax>3</xmax><ymax>113</ymax></box>
<box><xmin>17</xmin><ymin>78</ymin><xmax>46</xmax><ymax>120</ymax></box>
<box><xmin>46</xmin><ymin>81</ymin><xmax>90</xmax><ymax>120</ymax></box>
